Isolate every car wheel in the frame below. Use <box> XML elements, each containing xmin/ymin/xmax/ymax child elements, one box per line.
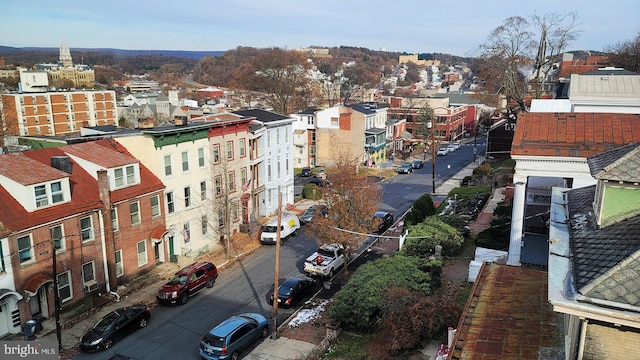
<box><xmin>103</xmin><ymin>339</ymin><xmax>113</xmax><ymax>350</ymax></box>
<box><xmin>138</xmin><ymin>317</ymin><xmax>148</xmax><ymax>328</ymax></box>
<box><xmin>230</xmin><ymin>351</ymin><xmax>240</xmax><ymax>360</ymax></box>
<box><xmin>328</xmin><ymin>269</ymin><xmax>334</xmax><ymax>278</ymax></box>
<box><xmin>261</xmin><ymin>326</ymin><xmax>269</xmax><ymax>338</ymax></box>
<box><xmin>206</xmin><ymin>277</ymin><xmax>215</xmax><ymax>288</ymax></box>
<box><xmin>293</xmin><ymin>229</ymin><xmax>298</xmax><ymax>236</ymax></box>
<box><xmin>179</xmin><ymin>292</ymin><xmax>189</xmax><ymax>305</ymax></box>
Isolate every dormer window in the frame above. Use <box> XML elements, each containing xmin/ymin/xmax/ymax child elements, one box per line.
<box><xmin>114</xmin><ymin>165</ymin><xmax>137</xmax><ymax>188</ymax></box>
<box><xmin>34</xmin><ymin>181</ymin><xmax>65</xmax><ymax>208</ymax></box>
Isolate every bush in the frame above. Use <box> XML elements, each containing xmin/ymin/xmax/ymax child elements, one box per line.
<box><xmin>405</xmin><ymin>193</ymin><xmax>436</xmax><ymax>225</ymax></box>
<box><xmin>329</xmin><ymin>255</ymin><xmax>433</xmax><ymax>331</ymax></box>
<box><xmin>374</xmin><ymin>287</ymin><xmax>461</xmax><ymax>356</ymax></box>
<box><xmin>302</xmin><ymin>184</ymin><xmax>323</xmax><ymax>199</ymax></box>
<box><xmin>472</xmin><ymin>163</ymin><xmax>492</xmax><ymax>176</ymax></box>
<box><xmin>402</xmin><ymin>216</ymin><xmax>464</xmax><ymax>257</ymax></box>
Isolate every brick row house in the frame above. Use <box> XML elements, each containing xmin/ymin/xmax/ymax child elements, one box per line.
<box><xmin>0</xmin><ymin>139</ymin><xmax>165</xmax><ymax>337</ymax></box>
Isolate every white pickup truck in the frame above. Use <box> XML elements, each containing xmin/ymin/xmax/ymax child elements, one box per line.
<box><xmin>303</xmin><ymin>243</ymin><xmax>346</xmax><ymax>278</ymax></box>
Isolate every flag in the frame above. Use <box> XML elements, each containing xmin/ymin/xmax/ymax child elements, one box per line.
<box><xmin>242</xmin><ymin>179</ymin><xmax>251</xmax><ymax>192</ymax></box>
<box><xmin>182</xmin><ymin>228</ymin><xmax>189</xmax><ymax>242</ymax></box>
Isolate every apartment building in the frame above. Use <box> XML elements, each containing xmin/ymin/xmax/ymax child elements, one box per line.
<box><xmin>1</xmin><ymin>90</ymin><xmax>117</xmax><ymax>137</ymax></box>
<box><xmin>0</xmin><ymin>140</ymin><xmax>164</xmax><ymax>336</ymax></box>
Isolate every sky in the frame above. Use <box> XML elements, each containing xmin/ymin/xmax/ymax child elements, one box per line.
<box><xmin>2</xmin><ymin>0</ymin><xmax>639</xmax><ymax>57</ymax></box>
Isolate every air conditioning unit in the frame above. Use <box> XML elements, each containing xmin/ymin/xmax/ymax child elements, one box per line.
<box><xmin>84</xmin><ymin>280</ymin><xmax>98</xmax><ymax>293</ymax></box>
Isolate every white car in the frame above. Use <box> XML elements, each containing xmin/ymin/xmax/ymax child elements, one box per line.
<box><xmin>446</xmin><ymin>144</ymin><xmax>457</xmax><ymax>153</ymax></box>
<box><xmin>437</xmin><ymin>147</ymin><xmax>448</xmax><ymax>156</ymax></box>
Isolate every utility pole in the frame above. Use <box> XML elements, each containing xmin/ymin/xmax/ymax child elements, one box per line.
<box><xmin>428</xmin><ymin>120</ymin><xmax>436</xmax><ymax>194</ymax></box>
<box><xmin>271</xmin><ymin>193</ymin><xmax>283</xmax><ymax>339</ymax></box>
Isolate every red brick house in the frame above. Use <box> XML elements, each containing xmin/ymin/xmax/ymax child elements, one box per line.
<box><xmin>0</xmin><ymin>139</ymin><xmax>164</xmax><ymax>335</ymax></box>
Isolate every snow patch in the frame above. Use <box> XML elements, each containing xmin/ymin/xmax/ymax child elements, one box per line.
<box><xmin>287</xmin><ymin>299</ymin><xmax>331</xmax><ymax>328</ymax></box>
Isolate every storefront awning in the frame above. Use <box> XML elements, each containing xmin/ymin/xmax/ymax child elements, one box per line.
<box><xmin>23</xmin><ymin>273</ymin><xmax>52</xmax><ymax>296</ymax></box>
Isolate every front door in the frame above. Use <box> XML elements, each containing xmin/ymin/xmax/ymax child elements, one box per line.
<box><xmin>168</xmin><ymin>235</ymin><xmax>175</xmax><ymax>255</ymax></box>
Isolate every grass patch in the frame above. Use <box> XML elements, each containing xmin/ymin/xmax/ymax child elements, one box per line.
<box><xmin>323</xmin><ymin>333</ymin><xmax>373</xmax><ymax>360</ymax></box>
<box><xmin>490</xmin><ymin>158</ymin><xmax>515</xmax><ymax>170</ymax></box>
<box><xmin>455</xmin><ymin>281</ymin><xmax>473</xmax><ymax>309</ymax></box>
<box><xmin>448</xmin><ymin>186</ymin><xmax>491</xmax><ymax>198</ymax></box>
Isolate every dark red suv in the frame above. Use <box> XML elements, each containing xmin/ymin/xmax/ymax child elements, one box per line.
<box><xmin>156</xmin><ymin>261</ymin><xmax>218</xmax><ymax>305</ymax></box>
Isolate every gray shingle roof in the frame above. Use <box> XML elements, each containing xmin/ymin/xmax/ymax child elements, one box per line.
<box><xmin>233</xmin><ymin>109</ymin><xmax>289</xmax><ymax>123</ymax></box>
<box><xmin>567</xmin><ymin>185</ymin><xmax>640</xmax><ymax>306</ymax></box>
<box><xmin>587</xmin><ymin>142</ymin><xmax>640</xmax><ymax>182</ymax></box>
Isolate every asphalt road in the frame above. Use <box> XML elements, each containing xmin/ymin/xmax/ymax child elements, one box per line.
<box><xmin>71</xmin><ymin>138</ymin><xmax>485</xmax><ymax>359</ymax></box>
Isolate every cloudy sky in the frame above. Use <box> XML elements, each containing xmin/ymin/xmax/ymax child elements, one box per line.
<box><xmin>2</xmin><ymin>0</ymin><xmax>638</xmax><ymax>56</ymax></box>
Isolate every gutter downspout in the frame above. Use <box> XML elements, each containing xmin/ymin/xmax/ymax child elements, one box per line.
<box><xmin>97</xmin><ymin>169</ymin><xmax>120</xmax><ymax>302</ymax></box>
<box><xmin>577</xmin><ymin>318</ymin><xmax>587</xmax><ymax>360</ymax></box>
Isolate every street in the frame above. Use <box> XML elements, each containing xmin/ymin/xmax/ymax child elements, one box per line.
<box><xmin>71</xmin><ymin>138</ymin><xmax>485</xmax><ymax>359</ymax></box>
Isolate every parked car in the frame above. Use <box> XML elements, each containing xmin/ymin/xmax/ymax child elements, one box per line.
<box><xmin>266</xmin><ymin>277</ymin><xmax>318</xmax><ymax>308</ymax></box>
<box><xmin>453</xmin><ymin>141</ymin><xmax>461</xmax><ymax>150</ymax></box>
<box><xmin>199</xmin><ymin>313</ymin><xmax>269</xmax><ymax>360</ymax></box>
<box><xmin>373</xmin><ymin>211</ymin><xmax>394</xmax><ymax>234</ymax></box>
<box><xmin>437</xmin><ymin>147</ymin><xmax>449</xmax><ymax>156</ymax></box>
<box><xmin>315</xmin><ymin>168</ymin><xmax>327</xmax><ymax>179</ymax></box>
<box><xmin>300</xmin><ymin>167</ymin><xmax>312</xmax><ymax>177</ymax></box>
<box><xmin>156</xmin><ymin>261</ymin><xmax>218</xmax><ymax>305</ymax></box>
<box><xmin>396</xmin><ymin>163</ymin><xmax>413</xmax><ymax>174</ymax></box>
<box><xmin>446</xmin><ymin>144</ymin><xmax>457</xmax><ymax>153</ymax></box>
<box><xmin>80</xmin><ymin>304</ymin><xmax>150</xmax><ymax>352</ymax></box>
<box><xmin>309</xmin><ymin>176</ymin><xmax>330</xmax><ymax>187</ymax></box>
<box><xmin>299</xmin><ymin>205</ymin><xmax>328</xmax><ymax>224</ymax></box>
<box><xmin>411</xmin><ymin>160</ymin><xmax>424</xmax><ymax>169</ymax></box>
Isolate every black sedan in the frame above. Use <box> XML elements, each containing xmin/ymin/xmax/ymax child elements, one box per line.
<box><xmin>412</xmin><ymin>160</ymin><xmax>424</xmax><ymax>169</ymax></box>
<box><xmin>80</xmin><ymin>304</ymin><xmax>151</xmax><ymax>352</ymax></box>
<box><xmin>267</xmin><ymin>277</ymin><xmax>318</xmax><ymax>308</ymax></box>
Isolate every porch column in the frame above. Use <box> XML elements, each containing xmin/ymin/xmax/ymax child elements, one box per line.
<box><xmin>507</xmin><ymin>174</ymin><xmax>527</xmax><ymax>266</ymax></box>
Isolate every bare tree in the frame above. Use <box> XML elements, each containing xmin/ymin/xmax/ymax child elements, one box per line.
<box><xmin>305</xmin><ymin>153</ymin><xmax>382</xmax><ymax>273</ymax></box>
<box><xmin>607</xmin><ymin>32</ymin><xmax>640</xmax><ymax>73</ymax></box>
<box><xmin>530</xmin><ymin>12</ymin><xmax>581</xmax><ymax>98</ymax></box>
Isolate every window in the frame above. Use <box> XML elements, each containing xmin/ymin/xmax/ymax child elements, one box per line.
<box><xmin>226</xmin><ymin>141</ymin><xmax>233</xmax><ymax>160</ymax></box>
<box><xmin>267</xmin><ymin>132</ymin><xmax>271</xmax><ymax>147</ymax></box>
<box><xmin>181</xmin><ymin>151</ymin><xmax>189</xmax><ymax>172</ymax></box>
<box><xmin>212</xmin><ymin>144</ymin><xmax>220</xmax><ymax>164</ymax></box>
<box><xmin>164</xmin><ymin>155</ymin><xmax>172</xmax><ymax>176</ymax></box>
<box><xmin>267</xmin><ymin>164</ymin><xmax>272</xmax><ymax>182</ymax></box>
<box><xmin>331</xmin><ymin>117</ymin><xmax>339</xmax><ymax>127</ymax></box>
<box><xmin>35</xmin><ymin>185</ymin><xmax>48</xmax><ymax>207</ymax></box>
<box><xmin>82</xmin><ymin>261</ymin><xmax>95</xmax><ymax>284</ymax></box>
<box><xmin>240</xmin><ymin>168</ymin><xmax>248</xmax><ymax>185</ymax></box>
<box><xmin>151</xmin><ymin>195</ymin><xmax>160</xmax><ymax>217</ymax></box>
<box><xmin>137</xmin><ymin>240</ymin><xmax>148</xmax><ymax>267</ymax></box>
<box><xmin>80</xmin><ymin>216</ymin><xmax>93</xmax><ymax>241</ymax></box>
<box><xmin>183</xmin><ymin>223</ymin><xmax>190</xmax><ymax>243</ymax></box>
<box><xmin>130</xmin><ymin>201</ymin><xmax>140</xmax><ymax>225</ymax></box>
<box><xmin>239</xmin><ymin>139</ymin><xmax>246</xmax><ymax>157</ymax></box>
<box><xmin>201</xmin><ymin>215</ymin><xmax>208</xmax><ymax>235</ymax></box>
<box><xmin>231</xmin><ymin>202</ymin><xmax>239</xmax><ymax>222</ymax></box>
<box><xmin>50</xmin><ymin>224</ymin><xmax>64</xmax><ymax>251</ymax></box>
<box><xmin>0</xmin><ymin>243</ymin><xmax>4</xmax><ymax>272</ymax></box>
<box><xmin>184</xmin><ymin>186</ymin><xmax>191</xmax><ymax>207</ymax></box>
<box><xmin>200</xmin><ymin>181</ymin><xmax>207</xmax><ymax>201</ymax></box>
<box><xmin>215</xmin><ymin>176</ymin><xmax>222</xmax><ymax>196</ymax></box>
<box><xmin>228</xmin><ymin>172</ymin><xmax>235</xmax><ymax>192</ymax></box>
<box><xmin>115</xmin><ymin>249</ymin><xmax>124</xmax><ymax>277</ymax></box>
<box><xmin>17</xmin><ymin>235</ymin><xmax>33</xmax><ymax>263</ymax></box>
<box><xmin>166</xmin><ymin>192</ymin><xmax>175</xmax><ymax>214</ymax></box>
<box><xmin>51</xmin><ymin>181</ymin><xmax>63</xmax><ymax>203</ymax></box>
<box><xmin>277</xmin><ymin>159</ymin><xmax>281</xmax><ymax>178</ymax></box>
<box><xmin>198</xmin><ymin>148</ymin><xmax>205</xmax><ymax>167</ymax></box>
<box><xmin>286</xmin><ymin>155</ymin><xmax>289</xmax><ymax>173</ymax></box>
<box><xmin>310</xmin><ymin>145</ymin><xmax>315</xmax><ymax>155</ymax></box>
<box><xmin>114</xmin><ymin>168</ymin><xmax>124</xmax><ymax>186</ymax></box>
<box><xmin>218</xmin><ymin>209</ymin><xmax>224</xmax><ymax>227</ymax></box>
<box><xmin>277</xmin><ymin>128</ymin><xmax>281</xmax><ymax>144</ymax></box>
<box><xmin>57</xmin><ymin>271</ymin><xmax>72</xmax><ymax>302</ymax></box>
<box><xmin>126</xmin><ymin>165</ymin><xmax>135</xmax><ymax>184</ymax></box>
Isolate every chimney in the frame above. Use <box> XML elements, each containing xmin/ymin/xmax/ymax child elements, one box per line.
<box><xmin>97</xmin><ymin>169</ymin><xmax>111</xmax><ymax>210</ymax></box>
<box><xmin>51</xmin><ymin>156</ymin><xmax>72</xmax><ymax>173</ymax></box>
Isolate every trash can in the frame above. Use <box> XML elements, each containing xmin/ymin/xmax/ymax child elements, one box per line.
<box><xmin>24</xmin><ymin>320</ymin><xmax>38</xmax><ymax>339</ymax></box>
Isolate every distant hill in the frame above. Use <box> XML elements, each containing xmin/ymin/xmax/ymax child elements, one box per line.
<box><xmin>0</xmin><ymin>46</ymin><xmax>225</xmax><ymax>60</ymax></box>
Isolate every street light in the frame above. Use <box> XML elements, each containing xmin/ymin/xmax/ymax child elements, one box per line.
<box><xmin>427</xmin><ymin>120</ymin><xmax>436</xmax><ymax>194</ymax></box>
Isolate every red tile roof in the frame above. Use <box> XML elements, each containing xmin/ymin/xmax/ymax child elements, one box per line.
<box><xmin>511</xmin><ymin>113</ymin><xmax>640</xmax><ymax>157</ymax></box>
<box><xmin>449</xmin><ymin>263</ymin><xmax>563</xmax><ymax>360</ymax></box>
<box><xmin>64</xmin><ymin>140</ymin><xmax>138</xmax><ymax>168</ymax></box>
<box><xmin>0</xmin><ymin>153</ymin><xmax>70</xmax><ymax>185</ymax></box>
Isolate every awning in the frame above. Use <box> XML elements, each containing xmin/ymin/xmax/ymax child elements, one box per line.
<box><xmin>0</xmin><ymin>288</ymin><xmax>23</xmax><ymax>301</ymax></box>
<box><xmin>150</xmin><ymin>226</ymin><xmax>169</xmax><ymax>244</ymax></box>
<box><xmin>23</xmin><ymin>273</ymin><xmax>52</xmax><ymax>296</ymax></box>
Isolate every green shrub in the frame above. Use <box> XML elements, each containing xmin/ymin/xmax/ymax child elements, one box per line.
<box><xmin>302</xmin><ymin>184</ymin><xmax>323</xmax><ymax>199</ymax></box>
<box><xmin>329</xmin><ymin>255</ymin><xmax>433</xmax><ymax>331</ymax></box>
<box><xmin>472</xmin><ymin>163</ymin><xmax>492</xmax><ymax>176</ymax></box>
<box><xmin>405</xmin><ymin>193</ymin><xmax>436</xmax><ymax>225</ymax></box>
<box><xmin>402</xmin><ymin>216</ymin><xmax>464</xmax><ymax>257</ymax></box>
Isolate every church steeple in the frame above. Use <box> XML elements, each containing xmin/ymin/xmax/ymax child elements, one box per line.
<box><xmin>59</xmin><ymin>42</ymin><xmax>73</xmax><ymax>67</ymax></box>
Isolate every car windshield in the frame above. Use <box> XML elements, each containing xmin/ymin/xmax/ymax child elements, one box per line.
<box><xmin>92</xmin><ymin>312</ymin><xmax>119</xmax><ymax>332</ymax></box>
<box><xmin>203</xmin><ymin>333</ymin><xmax>225</xmax><ymax>348</ymax></box>
<box><xmin>278</xmin><ymin>284</ymin><xmax>294</xmax><ymax>296</ymax></box>
<box><xmin>168</xmin><ymin>274</ymin><xmax>188</xmax><ymax>285</ymax></box>
<box><xmin>263</xmin><ymin>225</ymin><xmax>280</xmax><ymax>232</ymax></box>
<box><xmin>303</xmin><ymin>208</ymin><xmax>315</xmax><ymax>216</ymax></box>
